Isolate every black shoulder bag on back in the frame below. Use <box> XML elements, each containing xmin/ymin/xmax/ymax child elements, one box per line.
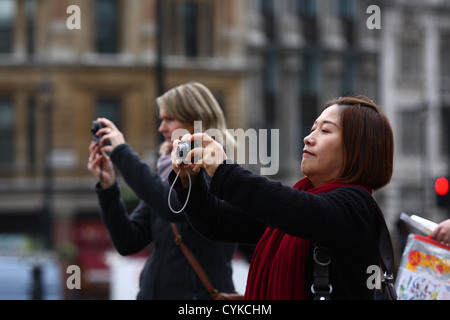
<box><xmin>311</xmin><ymin>205</ymin><xmax>398</xmax><ymax>300</ymax></box>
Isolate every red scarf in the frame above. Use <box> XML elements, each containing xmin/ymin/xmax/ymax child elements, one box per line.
<box><xmin>243</xmin><ymin>178</ymin><xmax>372</xmax><ymax>300</ymax></box>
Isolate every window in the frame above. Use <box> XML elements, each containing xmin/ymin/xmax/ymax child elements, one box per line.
<box><xmin>338</xmin><ymin>0</ymin><xmax>354</xmax><ymax>19</ymax></box>
<box><xmin>301</xmin><ymin>48</ymin><xmax>319</xmax><ymax>96</ymax></box>
<box><xmin>0</xmin><ymin>99</ymin><xmax>14</xmax><ymax>164</ymax></box>
<box><xmin>441</xmin><ymin>33</ymin><xmax>450</xmax><ymax>93</ymax></box>
<box><xmin>95</xmin><ymin>0</ymin><xmax>120</xmax><ymax>53</ymax></box>
<box><xmin>300</xmin><ymin>48</ymin><xmax>320</xmax><ymax>140</ymax></box>
<box><xmin>295</xmin><ymin>0</ymin><xmax>317</xmax><ymax>43</ymax></box>
<box><xmin>0</xmin><ymin>0</ymin><xmax>15</xmax><ymax>53</ymax></box>
<box><xmin>96</xmin><ymin>98</ymin><xmax>121</xmax><ymax>129</ymax></box>
<box><xmin>184</xmin><ymin>2</ymin><xmax>198</xmax><ymax>57</ymax></box>
<box><xmin>164</xmin><ymin>0</ymin><xmax>214</xmax><ymax>57</ymax></box>
<box><xmin>25</xmin><ymin>0</ymin><xmax>36</xmax><ymax>55</ymax></box>
<box><xmin>339</xmin><ymin>0</ymin><xmax>355</xmax><ymax>45</ymax></box>
<box><xmin>399</xmin><ymin>38</ymin><xmax>422</xmax><ymax>83</ymax></box>
<box><xmin>261</xmin><ymin>0</ymin><xmax>275</xmax><ymax>40</ymax></box>
<box><xmin>262</xmin><ymin>48</ymin><xmax>277</xmax><ymax>126</ymax></box>
<box><xmin>442</xmin><ymin>107</ymin><xmax>450</xmax><ymax>157</ymax></box>
<box><xmin>300</xmin><ymin>95</ymin><xmax>318</xmax><ymax>144</ymax></box>
<box><xmin>400</xmin><ymin>110</ymin><xmax>424</xmax><ymax>156</ymax></box>
<box><xmin>295</xmin><ymin>0</ymin><xmax>317</xmax><ymax>16</ymax></box>
<box><xmin>27</xmin><ymin>98</ymin><xmax>37</xmax><ymax>166</ymax></box>
<box><xmin>342</xmin><ymin>52</ymin><xmax>357</xmax><ymax>96</ymax></box>
<box><xmin>260</xmin><ymin>0</ymin><xmax>277</xmax><ymax>126</ymax></box>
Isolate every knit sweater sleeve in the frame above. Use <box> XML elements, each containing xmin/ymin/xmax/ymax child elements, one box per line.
<box><xmin>168</xmin><ymin>169</ymin><xmax>266</xmax><ymax>245</ymax></box>
<box><xmin>110</xmin><ymin>143</ymin><xmax>185</xmax><ymax>222</ymax></box>
<box><xmin>210</xmin><ymin>163</ymin><xmax>379</xmax><ymax>248</ymax></box>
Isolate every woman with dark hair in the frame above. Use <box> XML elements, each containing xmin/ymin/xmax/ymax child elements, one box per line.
<box><xmin>169</xmin><ymin>96</ymin><xmax>395</xmax><ymax>300</ymax></box>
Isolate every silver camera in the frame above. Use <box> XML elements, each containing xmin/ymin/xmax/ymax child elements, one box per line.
<box><xmin>176</xmin><ymin>140</ymin><xmax>195</xmax><ymax>163</ymax></box>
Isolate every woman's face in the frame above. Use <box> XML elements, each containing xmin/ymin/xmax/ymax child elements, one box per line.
<box><xmin>158</xmin><ymin>108</ymin><xmax>194</xmax><ymax>151</ymax></box>
<box><xmin>301</xmin><ymin>104</ymin><xmax>344</xmax><ymax>187</ymax></box>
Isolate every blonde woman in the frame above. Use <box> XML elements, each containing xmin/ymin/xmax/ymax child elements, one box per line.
<box><xmin>87</xmin><ymin>82</ymin><xmax>237</xmax><ymax>300</ymax></box>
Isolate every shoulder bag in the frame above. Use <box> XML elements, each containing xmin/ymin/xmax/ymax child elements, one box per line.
<box><xmin>170</xmin><ymin>223</ymin><xmax>244</xmax><ymax>300</ymax></box>
<box><xmin>311</xmin><ymin>205</ymin><xmax>398</xmax><ymax>300</ymax></box>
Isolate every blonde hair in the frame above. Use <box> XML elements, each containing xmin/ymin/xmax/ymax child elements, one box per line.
<box><xmin>156</xmin><ymin>82</ymin><xmax>235</xmax><ymax>155</ymax></box>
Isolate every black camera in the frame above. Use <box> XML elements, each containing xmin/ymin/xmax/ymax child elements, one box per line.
<box><xmin>176</xmin><ymin>140</ymin><xmax>196</xmax><ymax>163</ymax></box>
<box><xmin>91</xmin><ymin>120</ymin><xmax>111</xmax><ymax>146</ymax></box>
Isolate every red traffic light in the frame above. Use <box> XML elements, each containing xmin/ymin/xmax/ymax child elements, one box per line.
<box><xmin>435</xmin><ymin>177</ymin><xmax>449</xmax><ymax>196</ymax></box>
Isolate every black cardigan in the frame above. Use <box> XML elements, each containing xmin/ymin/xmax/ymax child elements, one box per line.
<box><xmin>95</xmin><ymin>144</ymin><xmax>236</xmax><ymax>299</ymax></box>
<box><xmin>169</xmin><ymin>162</ymin><xmax>383</xmax><ymax>300</ymax></box>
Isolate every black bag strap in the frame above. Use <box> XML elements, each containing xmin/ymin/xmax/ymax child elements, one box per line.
<box><xmin>375</xmin><ymin>205</ymin><xmax>398</xmax><ymax>300</ymax></box>
<box><xmin>377</xmin><ymin>206</ymin><xmax>395</xmax><ymax>274</ymax></box>
<box><xmin>311</xmin><ymin>245</ymin><xmax>332</xmax><ymax>300</ymax></box>
<box><xmin>311</xmin><ymin>203</ymin><xmax>398</xmax><ymax>300</ymax></box>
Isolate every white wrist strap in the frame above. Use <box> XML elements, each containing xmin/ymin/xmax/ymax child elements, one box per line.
<box><xmin>168</xmin><ymin>167</ymin><xmax>192</xmax><ymax>214</ymax></box>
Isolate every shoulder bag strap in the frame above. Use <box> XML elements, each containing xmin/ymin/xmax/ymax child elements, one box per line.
<box><xmin>375</xmin><ymin>206</ymin><xmax>398</xmax><ymax>300</ymax></box>
<box><xmin>311</xmin><ymin>243</ymin><xmax>332</xmax><ymax>300</ymax></box>
<box><xmin>311</xmin><ymin>204</ymin><xmax>398</xmax><ymax>300</ymax></box>
<box><xmin>170</xmin><ymin>222</ymin><xmax>219</xmax><ymax>298</ymax></box>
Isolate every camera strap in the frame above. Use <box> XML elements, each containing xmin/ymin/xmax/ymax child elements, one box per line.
<box><xmin>168</xmin><ymin>166</ymin><xmax>192</xmax><ymax>214</ymax></box>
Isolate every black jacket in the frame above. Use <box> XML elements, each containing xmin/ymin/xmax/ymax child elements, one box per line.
<box><xmin>95</xmin><ymin>144</ymin><xmax>236</xmax><ymax>299</ymax></box>
<box><xmin>169</xmin><ymin>162</ymin><xmax>384</xmax><ymax>300</ymax></box>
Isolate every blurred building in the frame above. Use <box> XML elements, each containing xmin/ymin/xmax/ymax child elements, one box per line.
<box><xmin>0</xmin><ymin>0</ymin><xmax>250</xmax><ymax>299</ymax></box>
<box><xmin>244</xmin><ymin>0</ymin><xmax>450</xmax><ymax>243</ymax></box>
<box><xmin>0</xmin><ymin>0</ymin><xmax>450</xmax><ymax>298</ymax></box>
<box><xmin>379</xmin><ymin>0</ymin><xmax>450</xmax><ymax>230</ymax></box>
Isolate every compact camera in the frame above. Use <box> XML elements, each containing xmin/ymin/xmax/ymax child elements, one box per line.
<box><xmin>91</xmin><ymin>120</ymin><xmax>111</xmax><ymax>146</ymax></box>
<box><xmin>176</xmin><ymin>140</ymin><xmax>195</xmax><ymax>164</ymax></box>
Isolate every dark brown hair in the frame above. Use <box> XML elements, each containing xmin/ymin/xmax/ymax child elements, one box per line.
<box><xmin>322</xmin><ymin>96</ymin><xmax>394</xmax><ymax>191</ymax></box>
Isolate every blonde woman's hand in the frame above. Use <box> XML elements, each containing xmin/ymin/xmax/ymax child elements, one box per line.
<box><xmin>87</xmin><ymin>141</ymin><xmax>115</xmax><ymax>188</ymax></box>
<box><xmin>94</xmin><ymin>118</ymin><xmax>126</xmax><ymax>153</ymax></box>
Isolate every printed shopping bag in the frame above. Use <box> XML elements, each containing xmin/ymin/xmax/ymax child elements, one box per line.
<box><xmin>395</xmin><ymin>233</ymin><xmax>450</xmax><ymax>300</ymax></box>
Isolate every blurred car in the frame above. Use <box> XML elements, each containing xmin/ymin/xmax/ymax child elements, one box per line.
<box><xmin>0</xmin><ymin>255</ymin><xmax>63</xmax><ymax>300</ymax></box>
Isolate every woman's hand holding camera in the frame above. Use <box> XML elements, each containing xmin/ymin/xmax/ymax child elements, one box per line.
<box><xmin>171</xmin><ymin>133</ymin><xmax>227</xmax><ymax>188</ymax></box>
<box><xmin>93</xmin><ymin>118</ymin><xmax>126</xmax><ymax>151</ymax></box>
<box><xmin>87</xmin><ymin>118</ymin><xmax>126</xmax><ymax>189</ymax></box>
